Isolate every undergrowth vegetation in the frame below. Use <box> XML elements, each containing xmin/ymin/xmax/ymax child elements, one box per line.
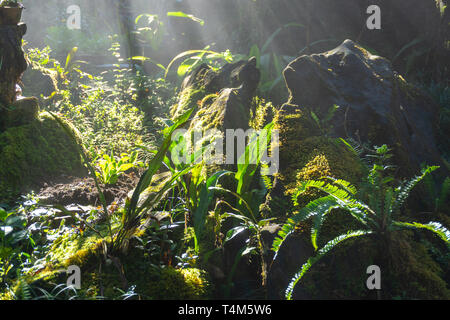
<box><xmin>1</xmin><ymin>1</ymin><xmax>449</xmax><ymax>301</ymax></box>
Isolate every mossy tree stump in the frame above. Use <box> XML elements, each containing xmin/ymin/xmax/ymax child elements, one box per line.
<box><xmin>0</xmin><ymin>22</ymin><xmax>28</xmax><ymax>130</ymax></box>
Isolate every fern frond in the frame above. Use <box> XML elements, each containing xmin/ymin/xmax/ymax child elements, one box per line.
<box><xmin>326</xmin><ymin>177</ymin><xmax>357</xmax><ymax>195</ymax></box>
<box><xmin>393</xmin><ymin>221</ymin><xmax>450</xmax><ymax>247</ymax></box>
<box><xmin>392</xmin><ymin>166</ymin><xmax>439</xmax><ymax>215</ymax></box>
<box><xmin>272</xmin><ymin>196</ymin><xmax>339</xmax><ymax>257</ymax></box>
<box><xmin>285</xmin><ymin>230</ymin><xmax>372</xmax><ymax>300</ymax></box>
<box><xmin>294</xmin><ymin>180</ymin><xmax>353</xmax><ymax>204</ymax></box>
<box><xmin>297</xmin><ymin>180</ymin><xmax>373</xmax><ymax>223</ymax></box>
<box><xmin>310</xmin><ymin>200</ymin><xmax>339</xmax><ymax>250</ymax></box>
<box><xmin>293</xmin><ymin>180</ymin><xmax>326</xmax><ymax>205</ymax></box>
<box><xmin>372</xmin><ymin>188</ymin><xmax>383</xmax><ymax>218</ymax></box>
<box><xmin>338</xmin><ymin>138</ymin><xmax>364</xmax><ymax>158</ymax></box>
<box><xmin>19</xmin><ymin>279</ymin><xmax>32</xmax><ymax>300</ymax></box>
<box><xmin>294</xmin><ymin>179</ymin><xmax>373</xmax><ymax>228</ymax></box>
<box><xmin>261</xmin><ymin>167</ymin><xmax>273</xmax><ymax>191</ymax></box>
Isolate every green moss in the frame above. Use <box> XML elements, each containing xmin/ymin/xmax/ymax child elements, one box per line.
<box><xmin>47</xmin><ymin>231</ymin><xmax>105</xmax><ymax>268</ymax></box>
<box><xmin>263</xmin><ymin>105</ymin><xmax>364</xmax><ymax>220</ymax></box>
<box><xmin>3</xmin><ymin>98</ymin><xmax>40</xmax><ymax>128</ymax></box>
<box><xmin>0</xmin><ymin>290</ymin><xmax>15</xmax><ymax>300</ymax></box>
<box><xmin>170</xmin><ymin>87</ymin><xmax>207</xmax><ymax>120</ymax></box>
<box><xmin>249</xmin><ymin>97</ymin><xmax>276</xmax><ymax>130</ymax></box>
<box><xmin>280</xmin><ymin>136</ymin><xmax>363</xmax><ymax>197</ymax></box>
<box><xmin>5</xmin><ymin>224</ymin><xmax>212</xmax><ymax>300</ymax></box>
<box><xmin>200</xmin><ymin>93</ymin><xmax>220</xmax><ymax>109</ymax></box>
<box><xmin>298</xmin><ymin>229</ymin><xmax>449</xmax><ymax>299</ymax></box>
<box><xmin>146</xmin><ymin>267</ymin><xmax>211</xmax><ymax>300</ymax></box>
<box><xmin>0</xmin><ymin>111</ymin><xmax>83</xmax><ymax>199</ymax></box>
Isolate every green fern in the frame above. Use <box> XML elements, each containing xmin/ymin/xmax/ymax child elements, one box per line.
<box><xmin>261</xmin><ymin>165</ymin><xmax>273</xmax><ymax>191</ymax></box>
<box><xmin>273</xmin><ymin>147</ymin><xmax>449</xmax><ymax>299</ymax></box>
<box><xmin>393</xmin><ymin>221</ymin><xmax>450</xmax><ymax>247</ymax></box>
<box><xmin>285</xmin><ymin>230</ymin><xmax>372</xmax><ymax>300</ymax></box>
<box><xmin>272</xmin><ymin>195</ymin><xmax>340</xmax><ymax>255</ymax></box>
<box><xmin>391</xmin><ymin>166</ymin><xmax>439</xmax><ymax>215</ymax></box>
<box><xmin>18</xmin><ymin>278</ymin><xmax>32</xmax><ymax>300</ymax></box>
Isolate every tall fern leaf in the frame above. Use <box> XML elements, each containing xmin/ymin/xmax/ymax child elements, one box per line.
<box><xmin>393</xmin><ymin>221</ymin><xmax>450</xmax><ymax>247</ymax></box>
<box><xmin>392</xmin><ymin>166</ymin><xmax>439</xmax><ymax>215</ymax></box>
<box><xmin>285</xmin><ymin>230</ymin><xmax>372</xmax><ymax>300</ymax></box>
<box><xmin>272</xmin><ymin>196</ymin><xmax>339</xmax><ymax>257</ymax></box>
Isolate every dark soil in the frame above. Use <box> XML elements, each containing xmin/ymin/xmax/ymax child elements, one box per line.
<box><xmin>36</xmin><ymin>171</ymin><xmax>140</xmax><ymax>206</ymax></box>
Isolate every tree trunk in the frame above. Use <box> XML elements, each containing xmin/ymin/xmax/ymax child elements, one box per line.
<box><xmin>0</xmin><ymin>22</ymin><xmax>27</xmax><ymax>130</ymax></box>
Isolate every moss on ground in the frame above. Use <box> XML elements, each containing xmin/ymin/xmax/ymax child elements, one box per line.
<box><xmin>2</xmin><ymin>225</ymin><xmax>211</xmax><ymax>300</ymax></box>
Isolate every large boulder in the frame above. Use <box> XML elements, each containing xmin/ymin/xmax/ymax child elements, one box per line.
<box><xmin>264</xmin><ymin>39</ymin><xmax>449</xmax><ymax>299</ymax></box>
<box><xmin>283</xmin><ymin>39</ymin><xmax>446</xmax><ymax>177</ymax></box>
<box><xmin>0</xmin><ymin>110</ymin><xmax>84</xmax><ymax>201</ymax></box>
<box><xmin>171</xmin><ymin>57</ymin><xmax>260</xmax><ymax>126</ymax></box>
<box><xmin>170</xmin><ymin>58</ymin><xmax>261</xmax><ymax>168</ymax></box>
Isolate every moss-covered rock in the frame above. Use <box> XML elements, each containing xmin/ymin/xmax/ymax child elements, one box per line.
<box><xmin>2</xmin><ymin>97</ymin><xmax>40</xmax><ymax>129</ymax></box>
<box><xmin>297</xmin><ymin>230</ymin><xmax>450</xmax><ymax>300</ymax></box>
<box><xmin>282</xmin><ymin>39</ymin><xmax>446</xmax><ymax>178</ymax></box>
<box><xmin>170</xmin><ymin>86</ymin><xmax>207</xmax><ymax>121</ymax></box>
<box><xmin>0</xmin><ymin>111</ymin><xmax>84</xmax><ymax>200</ymax></box>
<box><xmin>249</xmin><ymin>97</ymin><xmax>276</xmax><ymax>130</ymax></box>
<box><xmin>271</xmin><ymin>104</ymin><xmax>364</xmax><ymax>207</ymax></box>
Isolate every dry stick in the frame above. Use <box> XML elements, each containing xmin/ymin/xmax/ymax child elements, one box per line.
<box><xmin>98</xmin><ymin>261</ymin><xmax>104</xmax><ymax>298</ymax></box>
<box><xmin>109</xmin><ymin>255</ymin><xmax>128</xmax><ymax>290</ymax></box>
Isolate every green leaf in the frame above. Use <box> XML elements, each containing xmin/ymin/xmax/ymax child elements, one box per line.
<box><xmin>115</xmin><ymin>109</ymin><xmax>195</xmax><ymax>249</ymax></box>
<box><xmin>135</xmin><ymin>13</ymin><xmax>158</xmax><ymax>25</ymax></box>
<box><xmin>294</xmin><ymin>180</ymin><xmax>372</xmax><ymax>223</ymax></box>
<box><xmin>193</xmin><ymin>171</ymin><xmax>232</xmax><ymax>253</ymax></box>
<box><xmin>392</xmin><ymin>38</ymin><xmax>425</xmax><ymax>63</ymax></box>
<box><xmin>261</xmin><ymin>23</ymin><xmax>304</xmax><ymax>53</ymax></box>
<box><xmin>65</xmin><ymin>46</ymin><xmax>78</xmax><ymax>70</ymax></box>
<box><xmin>0</xmin><ymin>208</ymin><xmax>7</xmax><ymax>222</ymax></box>
<box><xmin>392</xmin><ymin>166</ymin><xmax>440</xmax><ymax>215</ymax></box>
<box><xmin>393</xmin><ymin>221</ymin><xmax>450</xmax><ymax>246</ymax></box>
<box><xmin>225</xmin><ymin>226</ymin><xmax>246</xmax><ymax>243</ymax></box>
<box><xmin>249</xmin><ymin>45</ymin><xmax>261</xmax><ymax>68</ymax></box>
<box><xmin>272</xmin><ymin>195</ymin><xmax>340</xmax><ymax>256</ymax></box>
<box><xmin>242</xmin><ymin>246</ymin><xmax>257</xmax><ymax>256</ymax></box>
<box><xmin>167</xmin><ymin>11</ymin><xmax>205</xmax><ymax>26</ymax></box>
<box><xmin>165</xmin><ymin>50</ymin><xmax>216</xmax><ymax>78</ymax></box>
<box><xmin>310</xmin><ymin>111</ymin><xmax>321</xmax><ymax>129</ymax></box>
<box><xmin>130</xmin><ymin>56</ymin><xmax>166</xmax><ymax>71</ymax></box>
<box><xmin>118</xmin><ymin>163</ymin><xmax>134</xmax><ymax>172</ymax></box>
<box><xmin>285</xmin><ymin>230</ymin><xmax>371</xmax><ymax>300</ymax></box>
